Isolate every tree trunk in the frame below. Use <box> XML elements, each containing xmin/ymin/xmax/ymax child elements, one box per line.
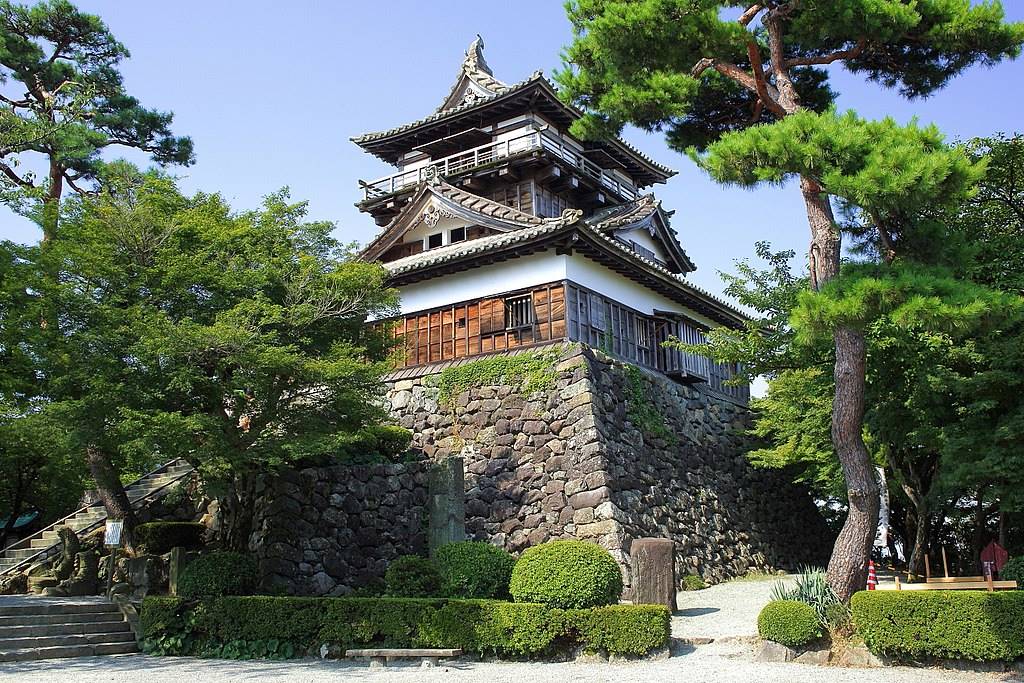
<box><xmin>41</xmin><ymin>161</ymin><xmax>63</xmax><ymax>243</ymax></box>
<box><xmin>799</xmin><ymin>175</ymin><xmax>881</xmax><ymax>601</ymax></box>
<box><xmin>85</xmin><ymin>445</ymin><xmax>137</xmax><ymax>539</ymax></box>
<box><xmin>219</xmin><ymin>472</ymin><xmax>259</xmax><ymax>552</ymax></box>
<box><xmin>825</xmin><ymin>327</ymin><xmax>880</xmax><ymax>600</ymax></box>
<box><xmin>906</xmin><ymin>496</ymin><xmax>929</xmax><ymax>578</ymax></box>
<box><xmin>999</xmin><ymin>510</ymin><xmax>1008</xmax><ymax>549</ymax></box>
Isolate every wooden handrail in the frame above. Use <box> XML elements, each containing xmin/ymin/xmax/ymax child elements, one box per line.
<box><xmin>0</xmin><ymin>459</ymin><xmax>192</xmax><ymax>577</ymax></box>
<box><xmin>360</xmin><ymin>128</ymin><xmax>640</xmax><ymax>202</ymax></box>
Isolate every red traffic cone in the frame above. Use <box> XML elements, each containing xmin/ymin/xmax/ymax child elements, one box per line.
<box><xmin>867</xmin><ymin>560</ymin><xmax>878</xmax><ymax>590</ymax></box>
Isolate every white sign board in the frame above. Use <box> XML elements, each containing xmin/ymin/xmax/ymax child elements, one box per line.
<box><xmin>104</xmin><ymin>520</ymin><xmax>124</xmax><ymax>547</ymax></box>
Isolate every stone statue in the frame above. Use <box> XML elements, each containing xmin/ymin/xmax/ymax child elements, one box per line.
<box><xmin>53</xmin><ymin>526</ymin><xmax>80</xmax><ymax>582</ymax></box>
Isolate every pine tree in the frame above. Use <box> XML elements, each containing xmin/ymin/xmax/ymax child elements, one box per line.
<box><xmin>558</xmin><ymin>0</ymin><xmax>1024</xmax><ymax>599</ymax></box>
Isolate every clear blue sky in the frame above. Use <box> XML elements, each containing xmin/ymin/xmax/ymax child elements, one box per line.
<box><xmin>2</xmin><ymin>1</ymin><xmax>1023</xmax><ymax>299</ymax></box>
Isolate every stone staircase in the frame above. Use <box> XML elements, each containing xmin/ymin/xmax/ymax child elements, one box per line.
<box><xmin>0</xmin><ymin>597</ymin><xmax>137</xmax><ymax>661</ymax></box>
<box><xmin>0</xmin><ymin>459</ymin><xmax>194</xmax><ymax>577</ymax></box>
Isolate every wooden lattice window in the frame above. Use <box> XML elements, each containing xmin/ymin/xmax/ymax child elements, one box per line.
<box><xmin>504</xmin><ymin>295</ymin><xmax>534</xmax><ymax>330</ymax></box>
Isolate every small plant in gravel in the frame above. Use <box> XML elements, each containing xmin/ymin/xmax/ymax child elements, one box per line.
<box><xmin>681</xmin><ymin>574</ymin><xmax>707</xmax><ymax>591</ymax></box>
<box><xmin>771</xmin><ymin>566</ymin><xmax>848</xmax><ymax>630</ymax></box>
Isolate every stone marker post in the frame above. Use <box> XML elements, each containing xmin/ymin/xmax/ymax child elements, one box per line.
<box><xmin>630</xmin><ymin>538</ymin><xmax>677</xmax><ymax>610</ymax></box>
<box><xmin>428</xmin><ymin>456</ymin><xmax>465</xmax><ymax>555</ymax></box>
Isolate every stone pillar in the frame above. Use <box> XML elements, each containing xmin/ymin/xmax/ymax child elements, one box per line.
<box><xmin>428</xmin><ymin>456</ymin><xmax>465</xmax><ymax>555</ymax></box>
<box><xmin>630</xmin><ymin>538</ymin><xmax>677</xmax><ymax>611</ymax></box>
<box><xmin>168</xmin><ymin>547</ymin><xmax>197</xmax><ymax>596</ymax></box>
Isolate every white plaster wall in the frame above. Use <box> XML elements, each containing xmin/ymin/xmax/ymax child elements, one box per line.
<box><xmin>395</xmin><ymin>251</ymin><xmax>569</xmax><ymax>315</ymax></box>
<box><xmin>613</xmin><ymin>227</ymin><xmax>668</xmax><ymax>262</ymax></box>
<box><xmin>564</xmin><ymin>255</ymin><xmax>718</xmax><ymax>329</ymax></box>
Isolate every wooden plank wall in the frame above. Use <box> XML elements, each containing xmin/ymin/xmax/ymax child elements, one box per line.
<box><xmin>384</xmin><ymin>283</ymin><xmax>566</xmax><ymax>368</ymax></box>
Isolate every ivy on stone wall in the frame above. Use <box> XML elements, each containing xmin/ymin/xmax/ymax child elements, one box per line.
<box><xmin>433</xmin><ymin>350</ymin><xmax>561</xmax><ymax>406</ymax></box>
<box><xmin>624</xmin><ymin>365</ymin><xmax>677</xmax><ymax>445</ymax></box>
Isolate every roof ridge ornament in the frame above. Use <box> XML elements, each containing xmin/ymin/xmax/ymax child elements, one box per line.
<box><xmin>464</xmin><ymin>35</ymin><xmax>492</xmax><ymax>77</ymax></box>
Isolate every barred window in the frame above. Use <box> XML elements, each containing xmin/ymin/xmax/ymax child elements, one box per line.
<box><xmin>427</xmin><ymin>232</ymin><xmax>443</xmax><ymax>249</ymax></box>
<box><xmin>504</xmin><ymin>295</ymin><xmax>534</xmax><ymax>329</ymax></box>
<box><xmin>450</xmin><ymin>227</ymin><xmax>466</xmax><ymax>243</ymax></box>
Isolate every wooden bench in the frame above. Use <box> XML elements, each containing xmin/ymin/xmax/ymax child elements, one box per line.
<box><xmin>876</xmin><ymin>577</ymin><xmax>1018</xmax><ymax>591</ymax></box>
<box><xmin>344</xmin><ymin>648</ymin><xmax>462</xmax><ymax>668</ymax></box>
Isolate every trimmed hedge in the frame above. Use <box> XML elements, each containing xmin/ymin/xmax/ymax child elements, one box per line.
<box><xmin>757</xmin><ymin>600</ymin><xmax>821</xmax><ymax>647</ymax></box>
<box><xmin>510</xmin><ymin>540</ymin><xmax>623</xmax><ymax>608</ymax></box>
<box><xmin>140</xmin><ymin>596</ymin><xmax>670</xmax><ymax>659</ymax></box>
<box><xmin>1001</xmin><ymin>557</ymin><xmax>1024</xmax><ymax>583</ymax></box>
<box><xmin>852</xmin><ymin>590</ymin><xmax>1024</xmax><ymax>661</ymax></box>
<box><xmin>177</xmin><ymin>552</ymin><xmax>258</xmax><ymax>599</ymax></box>
<box><xmin>134</xmin><ymin>522</ymin><xmax>206</xmax><ymax>555</ymax></box>
<box><xmin>384</xmin><ymin>555</ymin><xmax>443</xmax><ymax>597</ymax></box>
<box><xmin>435</xmin><ymin>541</ymin><xmax>515</xmax><ymax>599</ymax></box>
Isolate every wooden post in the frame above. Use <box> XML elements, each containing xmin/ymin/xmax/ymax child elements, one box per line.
<box><xmin>942</xmin><ymin>547</ymin><xmax>950</xmax><ymax>578</ymax></box>
<box><xmin>925</xmin><ymin>553</ymin><xmax>931</xmax><ymax>582</ymax></box>
<box><xmin>987</xmin><ymin>572</ymin><xmax>995</xmax><ymax>592</ymax></box>
<box><xmin>895</xmin><ymin>576</ymin><xmax>901</xmax><ymax>591</ymax></box>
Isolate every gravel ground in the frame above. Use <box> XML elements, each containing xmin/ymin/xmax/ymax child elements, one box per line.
<box><xmin>0</xmin><ymin>645</ymin><xmax>1014</xmax><ymax>683</ymax></box>
<box><xmin>674</xmin><ymin>573</ymin><xmax>791</xmax><ymax>640</ymax></box>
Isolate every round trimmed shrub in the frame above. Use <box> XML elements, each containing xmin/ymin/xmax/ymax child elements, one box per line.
<box><xmin>757</xmin><ymin>600</ymin><xmax>822</xmax><ymax>647</ymax></box>
<box><xmin>384</xmin><ymin>555</ymin><xmax>443</xmax><ymax>597</ymax></box>
<box><xmin>177</xmin><ymin>551</ymin><xmax>257</xmax><ymax>599</ymax></box>
<box><xmin>435</xmin><ymin>541</ymin><xmax>515</xmax><ymax>599</ymax></box>
<box><xmin>509</xmin><ymin>540</ymin><xmax>623</xmax><ymax>609</ymax></box>
<box><xmin>1001</xmin><ymin>556</ymin><xmax>1024</xmax><ymax>583</ymax></box>
<box><xmin>134</xmin><ymin>522</ymin><xmax>206</xmax><ymax>555</ymax></box>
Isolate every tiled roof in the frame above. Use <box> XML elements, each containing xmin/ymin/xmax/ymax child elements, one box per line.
<box><xmin>432</xmin><ymin>180</ymin><xmax>548</xmax><ymax>225</ymax></box>
<box><xmin>352</xmin><ymin>70</ymin><xmax>675</xmax><ymax>180</ymax></box>
<box><xmin>382</xmin><ymin>207</ymin><xmax>744</xmax><ymax>322</ymax></box>
<box><xmin>586</xmin><ymin>194</ymin><xmax>659</xmax><ymax>231</ymax></box>
<box><xmin>351</xmin><ymin>72</ymin><xmax>541</xmax><ymax>145</ymax></box>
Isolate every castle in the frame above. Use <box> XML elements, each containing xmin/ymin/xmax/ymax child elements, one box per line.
<box><xmin>249</xmin><ymin>39</ymin><xmax>832</xmax><ymax>595</ymax></box>
<box><xmin>352</xmin><ymin>36</ymin><xmax>749</xmax><ymax>405</ymax></box>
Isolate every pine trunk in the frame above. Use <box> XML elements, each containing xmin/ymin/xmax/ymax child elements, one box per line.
<box><xmin>800</xmin><ymin>176</ymin><xmax>880</xmax><ymax>602</ymax></box>
<box><xmin>85</xmin><ymin>445</ymin><xmax>137</xmax><ymax>539</ymax></box>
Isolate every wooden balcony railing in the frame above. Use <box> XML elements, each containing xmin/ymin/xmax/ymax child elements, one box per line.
<box><xmin>359</xmin><ymin>129</ymin><xmax>640</xmax><ymax>202</ymax></box>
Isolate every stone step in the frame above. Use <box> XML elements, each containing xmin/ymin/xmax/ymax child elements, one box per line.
<box><xmin>0</xmin><ymin>629</ymin><xmax>135</xmax><ymax>650</ymax></box>
<box><xmin>0</xmin><ymin>619</ymin><xmax>129</xmax><ymax>639</ymax></box>
<box><xmin>0</xmin><ymin>601</ymin><xmax>120</xmax><ymax>617</ymax></box>
<box><xmin>0</xmin><ymin>610</ymin><xmax>125</xmax><ymax>627</ymax></box>
<box><xmin>0</xmin><ymin>640</ymin><xmax>138</xmax><ymax>662</ymax></box>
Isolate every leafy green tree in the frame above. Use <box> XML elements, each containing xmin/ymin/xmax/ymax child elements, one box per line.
<box><xmin>0</xmin><ymin>0</ymin><xmax>193</xmax><ymax>239</ymax></box>
<box><xmin>558</xmin><ymin>0</ymin><xmax>1023</xmax><ymax>600</ymax></box>
<box><xmin>951</xmin><ymin>134</ymin><xmax>1024</xmax><ymax>292</ymax></box>
<box><xmin>41</xmin><ymin>168</ymin><xmax>399</xmax><ymax>548</ymax></box>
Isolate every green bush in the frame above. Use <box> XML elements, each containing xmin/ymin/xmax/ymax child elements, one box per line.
<box><xmin>1001</xmin><ymin>556</ymin><xmax>1024</xmax><ymax>583</ymax></box>
<box><xmin>852</xmin><ymin>590</ymin><xmax>1024</xmax><ymax>661</ymax></box>
<box><xmin>770</xmin><ymin>566</ymin><xmax>847</xmax><ymax>629</ymax></box>
<box><xmin>681</xmin><ymin>574</ymin><xmax>706</xmax><ymax>591</ymax></box>
<box><xmin>177</xmin><ymin>552</ymin><xmax>258</xmax><ymax>599</ymax></box>
<box><xmin>435</xmin><ymin>541</ymin><xmax>515</xmax><ymax>599</ymax></box>
<box><xmin>510</xmin><ymin>540</ymin><xmax>623</xmax><ymax>609</ymax></box>
<box><xmin>384</xmin><ymin>555</ymin><xmax>443</xmax><ymax>597</ymax></box>
<box><xmin>134</xmin><ymin>522</ymin><xmax>206</xmax><ymax>555</ymax></box>
<box><xmin>140</xmin><ymin>595</ymin><xmax>670</xmax><ymax>659</ymax></box>
<box><xmin>757</xmin><ymin>600</ymin><xmax>822</xmax><ymax>647</ymax></box>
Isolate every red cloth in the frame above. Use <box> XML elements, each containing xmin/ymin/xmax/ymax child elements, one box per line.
<box><xmin>981</xmin><ymin>541</ymin><xmax>1009</xmax><ymax>572</ymax></box>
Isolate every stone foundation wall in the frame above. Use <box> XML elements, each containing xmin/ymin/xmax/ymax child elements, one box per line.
<box><xmin>387</xmin><ymin>343</ymin><xmax>833</xmax><ymax>587</ymax></box>
<box><xmin>250</xmin><ymin>462</ymin><xmax>430</xmax><ymax>595</ymax></box>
